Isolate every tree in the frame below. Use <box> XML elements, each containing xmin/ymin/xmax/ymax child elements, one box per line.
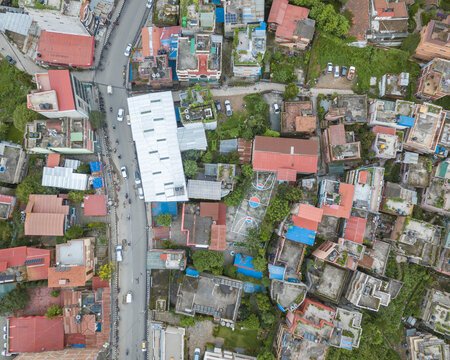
<box><xmin>192</xmin><ymin>250</ymin><xmax>223</xmax><ymax>274</ymax></box>
<box><xmin>77</xmin><ymin>163</ymin><xmax>91</xmax><ymax>174</ymax></box>
<box><xmin>260</xmin><ymin>312</ymin><xmax>276</xmax><ymax>326</ymax></box>
<box><xmin>241</xmin><ymin>164</ymin><xmax>254</xmax><ymax>179</ymax></box>
<box><xmin>13</xmin><ymin>103</ymin><xmax>37</xmax><ymax>132</ymax></box>
<box><xmin>88</xmin><ymin>110</ymin><xmax>105</xmax><ymax>129</ymax></box>
<box><xmin>180</xmin><ymin>315</ymin><xmax>196</xmax><ymax>327</ymax></box>
<box><xmin>45</xmin><ymin>305</ymin><xmax>63</xmax><ymax>319</ymax></box>
<box><xmin>253</xmin><ymin>256</ymin><xmax>267</xmax><ymax>273</ymax></box>
<box><xmin>245</xmin><ymin>228</ymin><xmax>263</xmax><ymax>257</ymax></box>
<box><xmin>283</xmin><ymin>83</ymin><xmax>299</xmax><ymax>100</ymax></box>
<box><xmin>182</xmin><ymin>150</ymin><xmax>202</xmax><ymax>161</ymax></box>
<box><xmin>255</xmin><ymin>293</ymin><xmax>272</xmax><ymax>312</ymax></box>
<box><xmin>156</xmin><ymin>213</ymin><xmax>172</xmax><ymax>227</ymax></box>
<box><xmin>0</xmin><ymin>285</ymin><xmax>30</xmax><ymax>315</ymax></box>
<box><xmin>257</xmin><ymin>351</ymin><xmax>275</xmax><ymax>360</ymax></box>
<box><xmin>183</xmin><ymin>159</ymin><xmax>198</xmax><ymax>178</ymax></box>
<box><xmin>241</xmin><ymin>314</ymin><xmax>260</xmax><ymax>330</ymax></box>
<box><xmin>310</xmin><ymin>2</ymin><xmax>349</xmax><ymax>37</ymax></box>
<box><xmin>98</xmin><ymin>262</ymin><xmax>114</xmax><ymax>281</ymax></box>
<box><xmin>64</xmin><ymin>225</ymin><xmax>84</xmax><ymax>240</ymax></box>
<box><xmin>16</xmin><ymin>173</ymin><xmax>54</xmax><ymax>203</ymax></box>
<box><xmin>277</xmin><ymin>183</ymin><xmax>302</xmax><ymax>203</ymax></box>
<box><xmin>400</xmin><ymin>33</ymin><xmax>421</xmax><ymax>55</ymax></box>
<box><xmin>50</xmin><ymin>290</ymin><xmax>60</xmax><ymax>298</ymax></box>
<box><xmin>266</xmin><ymin>197</ymin><xmax>290</xmax><ymax>223</ymax></box>
<box><xmin>68</xmin><ymin>191</ymin><xmax>86</xmax><ymax>203</ymax></box>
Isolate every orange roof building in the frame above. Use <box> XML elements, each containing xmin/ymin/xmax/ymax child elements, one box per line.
<box><xmin>319</xmin><ymin>180</ymin><xmax>355</xmax><ymax>219</ymax></box>
<box><xmin>280</xmin><ymin>101</ymin><xmax>316</xmax><ymax>135</ymax></box>
<box><xmin>83</xmin><ymin>195</ymin><xmax>107</xmax><ymax>217</ymax></box>
<box><xmin>24</xmin><ymin>195</ymin><xmax>69</xmax><ymax>236</ymax></box>
<box><xmin>414</xmin><ymin>17</ymin><xmax>450</xmax><ymax>61</ymax></box>
<box><xmin>0</xmin><ymin>246</ymin><xmax>51</xmax><ymax>281</ymax></box>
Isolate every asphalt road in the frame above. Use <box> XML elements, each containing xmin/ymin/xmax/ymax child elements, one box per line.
<box><xmin>94</xmin><ymin>1</ymin><xmax>151</xmax><ymax>359</ymax></box>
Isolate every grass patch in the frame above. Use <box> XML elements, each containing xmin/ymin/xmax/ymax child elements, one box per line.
<box><xmin>6</xmin><ymin>124</ymin><xmax>24</xmax><ymax>144</ymax></box>
<box><xmin>215</xmin><ymin>326</ymin><xmax>262</xmax><ymax>354</ymax></box>
<box><xmin>307</xmin><ymin>33</ymin><xmax>420</xmax><ymax>94</ymax></box>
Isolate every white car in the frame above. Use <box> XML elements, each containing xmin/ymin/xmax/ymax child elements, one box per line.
<box><xmin>273</xmin><ymin>103</ymin><xmax>280</xmax><ymax>114</ymax></box>
<box><xmin>146</xmin><ymin>0</ymin><xmax>152</xmax><ymax>8</ymax></box>
<box><xmin>116</xmin><ymin>245</ymin><xmax>123</xmax><ymax>262</ymax></box>
<box><xmin>327</xmin><ymin>62</ymin><xmax>333</xmax><ymax>73</ymax></box>
<box><xmin>121</xmin><ymin>166</ymin><xmax>128</xmax><ymax>178</ymax></box>
<box><xmin>124</xmin><ymin>43</ymin><xmax>132</xmax><ymax>57</ymax></box>
<box><xmin>138</xmin><ymin>186</ymin><xmax>144</xmax><ymax>200</ymax></box>
<box><xmin>126</xmin><ymin>115</ymin><xmax>131</xmax><ymax>126</ymax></box>
<box><xmin>333</xmin><ymin>65</ymin><xmax>340</xmax><ymax>78</ymax></box>
<box><xmin>135</xmin><ymin>171</ymin><xmax>141</xmax><ymax>185</ymax></box>
<box><xmin>224</xmin><ymin>100</ymin><xmax>232</xmax><ymax>116</ymax></box>
<box><xmin>194</xmin><ymin>348</ymin><xmax>201</xmax><ymax>360</ymax></box>
<box><xmin>117</xmin><ymin>108</ymin><xmax>124</xmax><ymax>122</ymax></box>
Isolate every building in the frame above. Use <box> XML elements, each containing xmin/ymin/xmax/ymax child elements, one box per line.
<box><xmin>24</xmin><ymin>194</ymin><xmax>69</xmax><ymax>236</ymax></box>
<box><xmin>267</xmin><ymin>0</ymin><xmax>314</xmax><ymax>49</ymax></box>
<box><xmin>179</xmin><ymin>87</ymin><xmax>218</xmax><ymax>130</ymax></box>
<box><xmin>345</xmin><ymin>271</ymin><xmax>396</xmax><ymax>311</ymax></box>
<box><xmin>280</xmin><ymin>101</ymin><xmax>316</xmax><ymax>136</ymax></box>
<box><xmin>177</xmin><ymin>123</ymin><xmax>208</xmax><ymax>152</ymax></box>
<box><xmin>318</xmin><ymin>180</ymin><xmax>355</xmax><ymax>219</ymax></box>
<box><xmin>204</xmin><ymin>348</ymin><xmax>257</xmax><ymax>360</ymax></box>
<box><xmin>141</xmin><ymin>26</ymin><xmax>181</xmax><ymax>60</ymax></box>
<box><xmin>27</xmin><ymin>70</ymin><xmax>90</xmax><ymax>119</ymax></box>
<box><xmin>150</xmin><ymin>323</ymin><xmax>185</xmax><ymax>360</ymax></box>
<box><xmin>176</xmin><ymin>34</ymin><xmax>222</xmax><ymax>82</ymax></box>
<box><xmin>329</xmin><ymin>308</ymin><xmax>363</xmax><ymax>350</ymax></box>
<box><xmin>407</xmin><ymin>330</ymin><xmax>449</xmax><ymax>360</ymax></box>
<box><xmin>252</xmin><ymin>136</ymin><xmax>319</xmax><ymax>181</ymax></box>
<box><xmin>420</xmin><ymin>288</ymin><xmax>450</xmax><ymax>336</ymax></box>
<box><xmin>322</xmin><ymin>124</ymin><xmax>361</xmax><ymax>163</ymax></box>
<box><xmin>313</xmin><ymin>238</ymin><xmax>365</xmax><ymax>271</ymax></box>
<box><xmin>372</xmin><ymin>126</ymin><xmax>401</xmax><ymax>159</ymax></box>
<box><xmin>187</xmin><ymin>180</ymin><xmax>222</xmax><ymax>200</ymax></box>
<box><xmin>0</xmin><ymin>141</ymin><xmax>26</xmax><ymax>184</ymax></box>
<box><xmin>325</xmin><ymin>95</ymin><xmax>368</xmax><ymax>124</ymax></box>
<box><xmin>270</xmin><ymin>280</ymin><xmax>307</xmax><ymax>312</ymax></box>
<box><xmin>83</xmin><ymin>195</ymin><xmax>107</xmax><ymax>217</ymax></box>
<box><xmin>232</xmin><ymin>22</ymin><xmax>266</xmax><ymax>77</ymax></box>
<box><xmin>234</xmin><ymin>254</ymin><xmax>263</xmax><ymax>279</ymax></box>
<box><xmin>0</xmin><ymin>246</ymin><xmax>51</xmax><ymax>282</ymax></box>
<box><xmin>0</xmin><ymin>194</ymin><xmax>15</xmax><ymax>220</ymax></box>
<box><xmin>367</xmin><ymin>0</ymin><xmax>408</xmax><ymax>47</ymax></box>
<box><xmin>223</xmin><ymin>0</ymin><xmax>264</xmax><ymax>37</ymax></box>
<box><xmin>180</xmin><ymin>0</ymin><xmax>215</xmax><ymax>32</ymax></box>
<box><xmin>137</xmin><ymin>55</ymin><xmax>173</xmax><ymax>87</ymax></box>
<box><xmin>41</xmin><ymin>166</ymin><xmax>88</xmax><ymax>191</ymax></box>
<box><xmin>367</xmin><ymin>98</ymin><xmax>416</xmax><ymax>129</ymax></box>
<box><xmin>175</xmin><ymin>272</ymin><xmax>243</xmax><ymax>323</ymax></box>
<box><xmin>379</xmin><ymin>72</ymin><xmax>410</xmax><ymax>98</ymax></box>
<box><xmin>414</xmin><ymin>17</ymin><xmax>450</xmax><ymax>61</ymax></box>
<box><xmin>422</xmin><ymin>177</ymin><xmax>450</xmax><ymax>216</ymax></box>
<box><xmin>346</xmin><ymin>166</ymin><xmax>385</xmax><ymax>213</ymax></box>
<box><xmin>306</xmin><ymin>260</ymin><xmax>349</xmax><ymax>303</ymax></box>
<box><xmin>381</xmin><ymin>182</ymin><xmax>417</xmax><ymax>216</ymax></box>
<box><xmin>25</xmin><ymin>118</ymin><xmax>94</xmax><ymax>154</ymax></box>
<box><xmin>48</xmin><ymin>238</ymin><xmax>95</xmax><ymax>288</ymax></box>
<box><xmin>127</xmin><ymin>92</ymin><xmax>187</xmax><ymax>202</ymax></box>
<box><xmin>285</xmin><ymin>204</ymin><xmax>323</xmax><ymax>246</ymax></box>
<box><xmin>147</xmin><ymin>249</ymin><xmax>186</xmax><ymax>270</ymax></box>
<box><xmin>36</xmin><ymin>31</ymin><xmax>94</xmax><ymax>67</ymax></box>
<box><xmin>415</xmin><ymin>58</ymin><xmax>450</xmax><ymax>101</ymax></box>
<box><xmin>6</xmin><ymin>316</ymin><xmax>64</xmax><ymax>354</ymax></box>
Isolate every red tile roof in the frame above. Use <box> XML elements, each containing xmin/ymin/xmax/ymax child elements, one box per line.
<box><xmin>8</xmin><ymin>316</ymin><xmax>64</xmax><ymax>353</ymax></box>
<box><xmin>346</xmin><ymin>0</ymin><xmax>369</xmax><ymax>41</ymax></box>
<box><xmin>358</xmin><ymin>171</ymin><xmax>369</xmax><ymax>184</ymax></box>
<box><xmin>328</xmin><ymin>124</ymin><xmax>346</xmax><ymax>146</ymax></box>
<box><xmin>374</xmin><ymin>126</ymin><xmax>396</xmax><ymax>135</ymax></box>
<box><xmin>292</xmin><ymin>216</ymin><xmax>319</xmax><ymax>232</ymax></box>
<box><xmin>46</xmin><ymin>153</ymin><xmax>60</xmax><ymax>168</ymax></box>
<box><xmin>268</xmin><ymin>0</ymin><xmax>288</xmax><ymax>24</ymax></box>
<box><xmin>237</xmin><ymin>138</ymin><xmax>253</xmax><ymax>164</ymax></box>
<box><xmin>268</xmin><ymin>0</ymin><xmax>309</xmax><ymax>39</ymax></box>
<box><xmin>252</xmin><ymin>136</ymin><xmax>319</xmax><ymax>174</ymax></box>
<box><xmin>344</xmin><ymin>216</ymin><xmax>367</xmax><ymax>244</ymax></box>
<box><xmin>297</xmin><ymin>204</ymin><xmax>323</xmax><ymax>223</ymax></box>
<box><xmin>25</xmin><ymin>195</ymin><xmax>69</xmax><ymax>215</ymax></box>
<box><xmin>37</xmin><ymin>31</ymin><xmax>94</xmax><ymax>67</ymax></box>
<box><xmin>92</xmin><ymin>276</ymin><xmax>109</xmax><ymax>290</ymax></box>
<box><xmin>322</xmin><ymin>183</ymin><xmax>355</xmax><ymax>219</ymax></box>
<box><xmin>48</xmin><ymin>266</ymin><xmax>87</xmax><ymax>288</ymax></box>
<box><xmin>25</xmin><ymin>213</ymin><xmax>66</xmax><ymax>236</ymax></box>
<box><xmin>0</xmin><ymin>247</ymin><xmax>50</xmax><ymax>280</ymax></box>
<box><xmin>210</xmin><ymin>224</ymin><xmax>226</xmax><ymax>251</ymax></box>
<box><xmin>48</xmin><ymin>70</ymin><xmax>76</xmax><ymax>111</ymax></box>
<box><xmin>83</xmin><ymin>195</ymin><xmax>107</xmax><ymax>217</ymax></box>
<box><xmin>277</xmin><ymin>168</ymin><xmax>298</xmax><ymax>181</ymax></box>
<box><xmin>142</xmin><ymin>26</ymin><xmax>182</xmax><ymax>57</ymax></box>
<box><xmin>153</xmin><ymin>226</ymin><xmax>170</xmax><ymax>240</ymax></box>
<box><xmin>200</xmin><ymin>202</ymin><xmax>220</xmax><ymax>221</ymax></box>
<box><xmin>0</xmin><ymin>194</ymin><xmax>14</xmax><ymax>204</ymax></box>
<box><xmin>0</xmin><ymin>246</ymin><xmax>26</xmax><ymax>268</ymax></box>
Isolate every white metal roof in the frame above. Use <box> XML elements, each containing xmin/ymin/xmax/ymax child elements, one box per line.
<box><xmin>187</xmin><ymin>180</ymin><xmax>222</xmax><ymax>200</ymax></box>
<box><xmin>0</xmin><ymin>13</ymin><xmax>32</xmax><ymax>36</ymax></box>
<box><xmin>177</xmin><ymin>123</ymin><xmax>207</xmax><ymax>152</ymax></box>
<box><xmin>42</xmin><ymin>166</ymin><xmax>88</xmax><ymax>190</ymax></box>
<box><xmin>127</xmin><ymin>92</ymin><xmax>188</xmax><ymax>202</ymax></box>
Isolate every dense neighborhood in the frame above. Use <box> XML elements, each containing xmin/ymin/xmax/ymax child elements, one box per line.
<box><xmin>0</xmin><ymin>0</ymin><xmax>449</xmax><ymax>359</ymax></box>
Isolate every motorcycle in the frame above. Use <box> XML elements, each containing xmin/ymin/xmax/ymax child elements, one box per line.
<box><xmin>115</xmin><ymin>139</ymin><xmax>119</xmax><ymax>144</ymax></box>
<box><xmin>109</xmin><ymin>107</ymin><xmax>113</xmax><ymax>112</ymax></box>
<box><xmin>128</xmin><ymin>199</ymin><xmax>131</xmax><ymax>204</ymax></box>
<box><xmin>125</xmin><ymin>193</ymin><xmax>128</xmax><ymax>199</ymax></box>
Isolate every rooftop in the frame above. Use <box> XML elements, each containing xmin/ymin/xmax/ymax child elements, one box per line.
<box><xmin>233</xmin><ymin>23</ymin><xmax>266</xmax><ymax>68</ymax></box>
<box><xmin>224</xmin><ymin>0</ymin><xmax>264</xmax><ymax>27</ymax></box>
<box><xmin>420</xmin><ymin>58</ymin><xmax>450</xmax><ymax>97</ymax></box>
<box><xmin>280</xmin><ymin>101</ymin><xmax>315</xmax><ymax>134</ymax></box>
<box><xmin>138</xmin><ymin>55</ymin><xmax>172</xmax><ymax>82</ymax></box>
<box><xmin>270</xmin><ymin>280</ymin><xmax>307</xmax><ymax>311</ymax></box>
<box><xmin>373</xmin><ymin>132</ymin><xmax>400</xmax><ymax>159</ymax></box>
<box><xmin>42</xmin><ymin>166</ymin><xmax>88</xmax><ymax>191</ymax></box>
<box><xmin>141</xmin><ymin>26</ymin><xmax>182</xmax><ymax>58</ymax></box>
<box><xmin>177</xmin><ymin>34</ymin><xmax>222</xmax><ymax>72</ymax></box>
<box><xmin>319</xmin><ymin>180</ymin><xmax>355</xmax><ymax>219</ymax></box>
<box><xmin>177</xmin><ymin>124</ymin><xmax>208</xmax><ymax>152</ymax></box>
<box><xmin>83</xmin><ymin>195</ymin><xmax>107</xmax><ymax>217</ymax></box>
<box><xmin>151</xmin><ymin>323</ymin><xmax>185</xmax><ymax>360</ymax></box>
<box><xmin>336</xmin><ymin>95</ymin><xmax>368</xmax><ymax>123</ymax></box>
<box><xmin>346</xmin><ymin>0</ymin><xmax>369</xmax><ymax>41</ymax></box>
<box><xmin>24</xmin><ymin>195</ymin><xmax>69</xmax><ymax>236</ymax></box>
<box><xmin>407</xmin><ymin>331</ymin><xmax>449</xmax><ymax>360</ymax></box>
<box><xmin>0</xmin><ymin>246</ymin><xmax>51</xmax><ymax>282</ymax></box>
<box><xmin>179</xmin><ymin>87</ymin><xmax>217</xmax><ymax>125</ymax></box>
<box><xmin>421</xmin><ymin>288</ymin><xmax>450</xmax><ymax>336</ymax></box>
<box><xmin>383</xmin><ymin>182</ymin><xmax>417</xmax><ymax>216</ymax></box>
<box><xmin>379</xmin><ymin>73</ymin><xmax>410</xmax><ymax>98</ymax></box>
<box><xmin>313</xmin><ymin>238</ymin><xmax>365</xmax><ymax>271</ymax></box>
<box><xmin>0</xmin><ymin>141</ymin><xmax>26</xmax><ymax>184</ymax></box>
<box><xmin>188</xmin><ymin>180</ymin><xmax>222</xmax><ymax>200</ymax></box>
<box><xmin>330</xmin><ymin>308</ymin><xmax>363</xmax><ymax>349</ymax></box>
<box><xmin>308</xmin><ymin>260</ymin><xmax>348</xmax><ymax>303</ymax></box>
<box><xmin>147</xmin><ymin>250</ymin><xmax>186</xmax><ymax>270</ymax></box>
<box><xmin>268</xmin><ymin>0</ymin><xmax>309</xmax><ymax>39</ymax></box>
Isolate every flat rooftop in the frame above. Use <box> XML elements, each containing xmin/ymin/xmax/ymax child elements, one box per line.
<box><xmin>271</xmin><ymin>280</ymin><xmax>307</xmax><ymax>310</ymax></box>
<box><xmin>0</xmin><ymin>142</ymin><xmax>24</xmax><ymax>184</ymax></box>
<box><xmin>57</xmin><ymin>239</ymin><xmax>84</xmax><ymax>266</ymax></box>
<box><xmin>405</xmin><ymin>103</ymin><xmax>443</xmax><ymax>151</ymax></box>
<box><xmin>277</xmin><ymin>238</ymin><xmax>304</xmax><ymax>276</ymax></box>
<box><xmin>313</xmin><ymin>262</ymin><xmax>348</xmax><ymax>302</ymax></box>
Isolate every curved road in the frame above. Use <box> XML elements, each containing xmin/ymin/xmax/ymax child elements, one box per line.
<box><xmin>94</xmin><ymin>1</ymin><xmax>151</xmax><ymax>359</ymax></box>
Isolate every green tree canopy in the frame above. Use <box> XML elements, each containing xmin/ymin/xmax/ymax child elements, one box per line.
<box><xmin>400</xmin><ymin>33</ymin><xmax>421</xmax><ymax>56</ymax></box>
<box><xmin>183</xmin><ymin>159</ymin><xmax>198</xmax><ymax>178</ymax></box>
<box><xmin>68</xmin><ymin>191</ymin><xmax>86</xmax><ymax>203</ymax></box>
<box><xmin>13</xmin><ymin>103</ymin><xmax>37</xmax><ymax>132</ymax></box>
<box><xmin>0</xmin><ymin>285</ymin><xmax>30</xmax><ymax>314</ymax></box>
<box><xmin>45</xmin><ymin>305</ymin><xmax>63</xmax><ymax>319</ymax></box>
<box><xmin>180</xmin><ymin>315</ymin><xmax>196</xmax><ymax>327</ymax></box>
<box><xmin>98</xmin><ymin>262</ymin><xmax>114</xmax><ymax>281</ymax></box>
<box><xmin>283</xmin><ymin>83</ymin><xmax>299</xmax><ymax>100</ymax></box>
<box><xmin>192</xmin><ymin>250</ymin><xmax>223</xmax><ymax>274</ymax></box>
<box><xmin>16</xmin><ymin>173</ymin><xmax>55</xmax><ymax>203</ymax></box>
<box><xmin>64</xmin><ymin>225</ymin><xmax>84</xmax><ymax>240</ymax></box>
<box><xmin>88</xmin><ymin>110</ymin><xmax>105</xmax><ymax>130</ymax></box>
<box><xmin>266</xmin><ymin>197</ymin><xmax>290</xmax><ymax>223</ymax></box>
<box><xmin>156</xmin><ymin>213</ymin><xmax>172</xmax><ymax>227</ymax></box>
<box><xmin>252</xmin><ymin>256</ymin><xmax>267</xmax><ymax>273</ymax></box>
<box><xmin>241</xmin><ymin>314</ymin><xmax>260</xmax><ymax>330</ymax></box>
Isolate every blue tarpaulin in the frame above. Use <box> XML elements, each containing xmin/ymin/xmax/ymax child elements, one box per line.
<box><xmin>398</xmin><ymin>115</ymin><xmax>415</xmax><ymax>127</ymax></box>
<box><xmin>89</xmin><ymin>161</ymin><xmax>102</xmax><ymax>172</ymax></box>
<box><xmin>269</xmin><ymin>265</ymin><xmax>285</xmax><ymax>280</ymax></box>
<box><xmin>340</xmin><ymin>337</ymin><xmax>353</xmax><ymax>350</ymax></box>
<box><xmin>234</xmin><ymin>254</ymin><xmax>263</xmax><ymax>279</ymax></box>
<box><xmin>186</xmin><ymin>268</ymin><xmax>199</xmax><ymax>277</ymax></box>
<box><xmin>152</xmin><ymin>202</ymin><xmax>178</xmax><ymax>217</ymax></box>
<box><xmin>286</xmin><ymin>226</ymin><xmax>316</xmax><ymax>246</ymax></box>
<box><xmin>211</xmin><ymin>0</ymin><xmax>221</xmax><ymax>4</ymax></box>
<box><xmin>243</xmin><ymin>282</ymin><xmax>265</xmax><ymax>293</ymax></box>
<box><xmin>92</xmin><ymin>177</ymin><xmax>103</xmax><ymax>189</ymax></box>
<box><xmin>215</xmin><ymin>7</ymin><xmax>224</xmax><ymax>22</ymax></box>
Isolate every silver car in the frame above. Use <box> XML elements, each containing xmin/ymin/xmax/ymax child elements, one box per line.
<box><xmin>121</xmin><ymin>166</ymin><xmax>128</xmax><ymax>178</ymax></box>
<box><xmin>224</xmin><ymin>100</ymin><xmax>232</xmax><ymax>116</ymax></box>
<box><xmin>124</xmin><ymin>43</ymin><xmax>132</xmax><ymax>57</ymax></box>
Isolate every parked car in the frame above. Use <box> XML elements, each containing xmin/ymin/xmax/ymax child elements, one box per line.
<box><xmin>126</xmin><ymin>115</ymin><xmax>131</xmax><ymax>125</ymax></box>
<box><xmin>117</xmin><ymin>108</ymin><xmax>124</xmax><ymax>122</ymax></box>
<box><xmin>116</xmin><ymin>245</ymin><xmax>123</xmax><ymax>262</ymax></box>
<box><xmin>146</xmin><ymin>0</ymin><xmax>152</xmax><ymax>7</ymax></box>
<box><xmin>341</xmin><ymin>66</ymin><xmax>347</xmax><ymax>77</ymax></box>
<box><xmin>5</xmin><ymin>55</ymin><xmax>16</xmax><ymax>66</ymax></box>
<box><xmin>224</xmin><ymin>100</ymin><xmax>232</xmax><ymax>116</ymax></box>
<box><xmin>138</xmin><ymin>186</ymin><xmax>144</xmax><ymax>200</ymax></box>
<box><xmin>327</xmin><ymin>62</ymin><xmax>333</xmax><ymax>73</ymax></box>
<box><xmin>107</xmin><ymin>85</ymin><xmax>113</xmax><ymax>94</ymax></box>
<box><xmin>121</xmin><ymin>166</ymin><xmax>128</xmax><ymax>178</ymax></box>
<box><xmin>194</xmin><ymin>348</ymin><xmax>201</xmax><ymax>360</ymax></box>
<box><xmin>333</xmin><ymin>65</ymin><xmax>340</xmax><ymax>78</ymax></box>
<box><xmin>273</xmin><ymin>103</ymin><xmax>280</xmax><ymax>114</ymax></box>
<box><xmin>142</xmin><ymin>341</ymin><xmax>147</xmax><ymax>352</ymax></box>
<box><xmin>124</xmin><ymin>43</ymin><xmax>132</xmax><ymax>57</ymax></box>
<box><xmin>135</xmin><ymin>171</ymin><xmax>141</xmax><ymax>185</ymax></box>
<box><xmin>214</xmin><ymin>100</ymin><xmax>222</xmax><ymax>112</ymax></box>
<box><xmin>347</xmin><ymin>66</ymin><xmax>356</xmax><ymax>81</ymax></box>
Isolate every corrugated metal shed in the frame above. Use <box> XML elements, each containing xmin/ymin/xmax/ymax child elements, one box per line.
<box><xmin>177</xmin><ymin>123</ymin><xmax>207</xmax><ymax>152</ymax></box>
<box><xmin>65</xmin><ymin>159</ymin><xmax>81</xmax><ymax>170</ymax></box>
<box><xmin>0</xmin><ymin>13</ymin><xmax>32</xmax><ymax>36</ymax></box>
<box><xmin>187</xmin><ymin>180</ymin><xmax>221</xmax><ymax>200</ymax></box>
<box><xmin>219</xmin><ymin>139</ymin><xmax>238</xmax><ymax>155</ymax></box>
<box><xmin>42</xmin><ymin>166</ymin><xmax>88</xmax><ymax>190</ymax></box>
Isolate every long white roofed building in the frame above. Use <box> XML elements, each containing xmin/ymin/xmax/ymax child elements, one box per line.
<box><xmin>127</xmin><ymin>92</ymin><xmax>188</xmax><ymax>202</ymax></box>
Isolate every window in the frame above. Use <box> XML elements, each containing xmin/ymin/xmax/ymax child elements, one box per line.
<box><xmin>160</xmin><ymin>157</ymin><xmax>169</xmax><ymax>160</ymax></box>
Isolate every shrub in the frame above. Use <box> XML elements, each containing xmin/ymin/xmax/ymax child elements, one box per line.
<box><xmin>45</xmin><ymin>305</ymin><xmax>63</xmax><ymax>319</ymax></box>
<box><xmin>50</xmin><ymin>290</ymin><xmax>60</xmax><ymax>298</ymax></box>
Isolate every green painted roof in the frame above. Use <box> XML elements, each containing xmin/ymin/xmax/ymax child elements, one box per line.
<box><xmin>71</xmin><ymin>132</ymin><xmax>83</xmax><ymax>142</ymax></box>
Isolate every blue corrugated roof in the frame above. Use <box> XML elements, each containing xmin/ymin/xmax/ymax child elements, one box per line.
<box><xmin>286</xmin><ymin>226</ymin><xmax>316</xmax><ymax>245</ymax></box>
<box><xmin>186</xmin><ymin>268</ymin><xmax>199</xmax><ymax>277</ymax></box>
<box><xmin>215</xmin><ymin>7</ymin><xmax>224</xmax><ymax>22</ymax></box>
<box><xmin>269</xmin><ymin>264</ymin><xmax>285</xmax><ymax>280</ymax></box>
<box><xmin>243</xmin><ymin>281</ymin><xmax>265</xmax><ymax>293</ymax></box>
<box><xmin>152</xmin><ymin>202</ymin><xmax>178</xmax><ymax>217</ymax></box>
<box><xmin>92</xmin><ymin>177</ymin><xmax>103</xmax><ymax>188</ymax></box>
<box><xmin>234</xmin><ymin>254</ymin><xmax>263</xmax><ymax>279</ymax></box>
<box><xmin>89</xmin><ymin>161</ymin><xmax>102</xmax><ymax>172</ymax></box>
<box><xmin>398</xmin><ymin>115</ymin><xmax>415</xmax><ymax>127</ymax></box>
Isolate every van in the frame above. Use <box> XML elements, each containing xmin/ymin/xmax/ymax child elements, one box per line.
<box><xmin>116</xmin><ymin>245</ymin><xmax>123</xmax><ymax>262</ymax></box>
<box><xmin>107</xmin><ymin>85</ymin><xmax>112</xmax><ymax>94</ymax></box>
<box><xmin>126</xmin><ymin>291</ymin><xmax>132</xmax><ymax>303</ymax></box>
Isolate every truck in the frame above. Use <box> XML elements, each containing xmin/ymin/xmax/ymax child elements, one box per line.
<box><xmin>125</xmin><ymin>291</ymin><xmax>132</xmax><ymax>304</ymax></box>
<box><xmin>347</xmin><ymin>66</ymin><xmax>356</xmax><ymax>81</ymax></box>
